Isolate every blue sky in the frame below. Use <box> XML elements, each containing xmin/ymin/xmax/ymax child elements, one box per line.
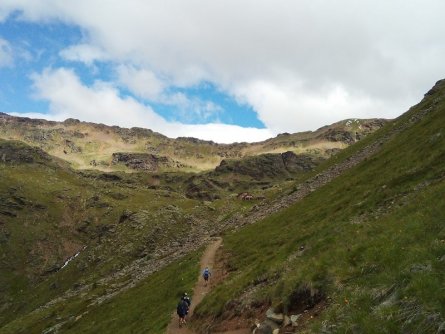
<box><xmin>1</xmin><ymin>1</ymin><xmax>445</xmax><ymax>143</ymax></box>
<box><xmin>0</xmin><ymin>15</ymin><xmax>265</xmax><ymax>130</ymax></box>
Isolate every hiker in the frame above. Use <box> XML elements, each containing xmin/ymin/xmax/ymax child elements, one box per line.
<box><xmin>181</xmin><ymin>292</ymin><xmax>192</xmax><ymax>321</ymax></box>
<box><xmin>202</xmin><ymin>266</ymin><xmax>211</xmax><ymax>286</ymax></box>
<box><xmin>176</xmin><ymin>297</ymin><xmax>189</xmax><ymax>327</ymax></box>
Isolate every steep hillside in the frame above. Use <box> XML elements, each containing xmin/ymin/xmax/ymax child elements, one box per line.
<box><xmin>0</xmin><ymin>138</ymin><xmax>298</xmax><ymax>333</ymax></box>
<box><xmin>0</xmin><ymin>113</ymin><xmax>386</xmax><ymax>172</ymax></box>
<box><xmin>191</xmin><ymin>79</ymin><xmax>445</xmax><ymax>333</ymax></box>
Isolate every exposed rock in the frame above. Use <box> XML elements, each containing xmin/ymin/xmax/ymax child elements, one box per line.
<box><xmin>425</xmin><ymin>79</ymin><xmax>445</xmax><ymax>96</ymax></box>
<box><xmin>253</xmin><ymin>319</ymin><xmax>279</xmax><ymax>334</ymax></box>
<box><xmin>0</xmin><ymin>140</ymin><xmax>51</xmax><ymax>164</ymax></box>
<box><xmin>281</xmin><ymin>151</ymin><xmax>320</xmax><ymax>172</ymax></box>
<box><xmin>215</xmin><ymin>152</ymin><xmax>322</xmax><ymax>180</ymax></box>
<box><xmin>111</xmin><ymin>152</ymin><xmax>184</xmax><ymax>171</ymax></box>
<box><xmin>63</xmin><ymin>118</ymin><xmax>81</xmax><ymax>126</ymax></box>
<box><xmin>290</xmin><ymin>314</ymin><xmax>302</xmax><ymax>326</ymax></box>
<box><xmin>283</xmin><ymin>315</ymin><xmax>291</xmax><ymax>327</ymax></box>
<box><xmin>322</xmin><ymin>129</ymin><xmax>356</xmax><ymax>144</ymax></box>
<box><xmin>266</xmin><ymin>307</ymin><xmax>284</xmax><ymax>324</ymax></box>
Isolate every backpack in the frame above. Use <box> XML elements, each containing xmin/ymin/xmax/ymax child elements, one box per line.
<box><xmin>203</xmin><ymin>269</ymin><xmax>209</xmax><ymax>278</ymax></box>
<box><xmin>177</xmin><ymin>300</ymin><xmax>187</xmax><ymax>316</ymax></box>
<box><xmin>183</xmin><ymin>296</ymin><xmax>191</xmax><ymax>307</ymax></box>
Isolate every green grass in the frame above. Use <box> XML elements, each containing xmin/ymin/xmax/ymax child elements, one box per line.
<box><xmin>0</xmin><ymin>250</ymin><xmax>201</xmax><ymax>334</ymax></box>
<box><xmin>0</xmin><ymin>140</ymin><xmax>277</xmax><ymax>332</ymax></box>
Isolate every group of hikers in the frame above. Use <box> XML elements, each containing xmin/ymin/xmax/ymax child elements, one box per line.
<box><xmin>176</xmin><ymin>267</ymin><xmax>211</xmax><ymax>327</ymax></box>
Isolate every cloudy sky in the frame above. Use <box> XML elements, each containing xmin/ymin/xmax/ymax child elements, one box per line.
<box><xmin>0</xmin><ymin>1</ymin><xmax>444</xmax><ymax>143</ymax></box>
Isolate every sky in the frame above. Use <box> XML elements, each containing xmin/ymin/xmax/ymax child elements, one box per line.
<box><xmin>0</xmin><ymin>1</ymin><xmax>445</xmax><ymax>143</ymax></box>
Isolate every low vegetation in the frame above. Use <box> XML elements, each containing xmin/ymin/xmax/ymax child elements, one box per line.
<box><xmin>194</xmin><ymin>80</ymin><xmax>445</xmax><ymax>332</ymax></box>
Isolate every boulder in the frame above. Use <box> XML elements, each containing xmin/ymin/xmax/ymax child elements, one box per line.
<box><xmin>266</xmin><ymin>307</ymin><xmax>284</xmax><ymax>324</ymax></box>
<box><xmin>253</xmin><ymin>319</ymin><xmax>279</xmax><ymax>334</ymax></box>
<box><xmin>290</xmin><ymin>314</ymin><xmax>301</xmax><ymax>327</ymax></box>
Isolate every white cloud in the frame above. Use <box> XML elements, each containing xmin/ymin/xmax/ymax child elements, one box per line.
<box><xmin>116</xmin><ymin>65</ymin><xmax>165</xmax><ymax>101</ymax></box>
<box><xmin>233</xmin><ymin>80</ymin><xmax>402</xmax><ymax>133</ymax></box>
<box><xmin>60</xmin><ymin>44</ymin><xmax>110</xmax><ymax>65</ymax></box>
<box><xmin>0</xmin><ymin>38</ymin><xmax>13</xmax><ymax>67</ymax></box>
<box><xmin>31</xmin><ymin>67</ymin><xmax>166</xmax><ymax>128</ymax></box>
<box><xmin>116</xmin><ymin>65</ymin><xmax>223</xmax><ymax>123</ymax></box>
<box><xmin>170</xmin><ymin>123</ymin><xmax>272</xmax><ymax>144</ymax></box>
<box><xmin>158</xmin><ymin>92</ymin><xmax>224</xmax><ymax>123</ymax></box>
<box><xmin>29</xmin><ymin>67</ymin><xmax>271</xmax><ymax>143</ymax></box>
<box><xmin>2</xmin><ymin>0</ymin><xmax>445</xmax><ymax>135</ymax></box>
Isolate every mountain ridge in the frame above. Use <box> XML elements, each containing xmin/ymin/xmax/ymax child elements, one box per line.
<box><xmin>0</xmin><ymin>112</ymin><xmax>387</xmax><ymax>173</ymax></box>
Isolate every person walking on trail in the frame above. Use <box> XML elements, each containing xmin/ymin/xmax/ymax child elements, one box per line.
<box><xmin>176</xmin><ymin>297</ymin><xmax>189</xmax><ymax>327</ymax></box>
<box><xmin>182</xmin><ymin>292</ymin><xmax>191</xmax><ymax>321</ymax></box>
<box><xmin>202</xmin><ymin>266</ymin><xmax>211</xmax><ymax>286</ymax></box>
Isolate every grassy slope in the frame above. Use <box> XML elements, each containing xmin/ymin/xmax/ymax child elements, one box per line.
<box><xmin>1</xmin><ymin>251</ymin><xmax>201</xmax><ymax>334</ymax></box>
<box><xmin>0</xmin><ymin>140</ymin><xmax>267</xmax><ymax>333</ymax></box>
<box><xmin>194</xmin><ymin>83</ymin><xmax>445</xmax><ymax>332</ymax></box>
<box><xmin>0</xmin><ymin>141</ymin><xmax>193</xmax><ymax>327</ymax></box>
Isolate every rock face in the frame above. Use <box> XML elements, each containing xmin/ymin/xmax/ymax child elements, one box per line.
<box><xmin>318</xmin><ymin>118</ymin><xmax>387</xmax><ymax>144</ymax></box>
<box><xmin>215</xmin><ymin>151</ymin><xmax>322</xmax><ymax>180</ymax></box>
<box><xmin>266</xmin><ymin>307</ymin><xmax>284</xmax><ymax>324</ymax></box>
<box><xmin>0</xmin><ymin>140</ymin><xmax>50</xmax><ymax>164</ymax></box>
<box><xmin>111</xmin><ymin>152</ymin><xmax>184</xmax><ymax>171</ymax></box>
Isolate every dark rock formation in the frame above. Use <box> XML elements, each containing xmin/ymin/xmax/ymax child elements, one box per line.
<box><xmin>0</xmin><ymin>140</ymin><xmax>51</xmax><ymax>164</ymax></box>
<box><xmin>215</xmin><ymin>151</ymin><xmax>322</xmax><ymax>180</ymax></box>
<box><xmin>111</xmin><ymin>152</ymin><xmax>184</xmax><ymax>171</ymax></box>
<box><xmin>425</xmin><ymin>79</ymin><xmax>445</xmax><ymax>96</ymax></box>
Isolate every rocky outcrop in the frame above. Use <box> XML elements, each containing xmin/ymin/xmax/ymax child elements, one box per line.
<box><xmin>64</xmin><ymin>139</ymin><xmax>82</xmax><ymax>153</ymax></box>
<box><xmin>215</xmin><ymin>151</ymin><xmax>322</xmax><ymax>179</ymax></box>
<box><xmin>321</xmin><ymin>128</ymin><xmax>356</xmax><ymax>144</ymax></box>
<box><xmin>111</xmin><ymin>152</ymin><xmax>185</xmax><ymax>171</ymax></box>
<box><xmin>318</xmin><ymin>118</ymin><xmax>387</xmax><ymax>144</ymax></box>
<box><xmin>424</xmin><ymin>79</ymin><xmax>445</xmax><ymax>96</ymax></box>
<box><xmin>0</xmin><ymin>140</ymin><xmax>51</xmax><ymax>164</ymax></box>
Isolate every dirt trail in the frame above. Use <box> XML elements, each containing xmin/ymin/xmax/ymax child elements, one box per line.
<box><xmin>166</xmin><ymin>237</ymin><xmax>250</xmax><ymax>334</ymax></box>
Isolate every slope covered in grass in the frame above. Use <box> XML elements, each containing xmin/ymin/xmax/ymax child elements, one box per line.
<box><xmin>194</xmin><ymin>80</ymin><xmax>445</xmax><ymax>332</ymax></box>
<box><xmin>0</xmin><ymin>138</ymin><xmax>285</xmax><ymax>333</ymax></box>
<box><xmin>0</xmin><ymin>251</ymin><xmax>201</xmax><ymax>334</ymax></box>
<box><xmin>0</xmin><ymin>140</ymin><xmax>240</xmax><ymax>332</ymax></box>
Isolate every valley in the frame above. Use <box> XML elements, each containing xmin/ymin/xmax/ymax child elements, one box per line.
<box><xmin>0</xmin><ymin>80</ymin><xmax>444</xmax><ymax>333</ymax></box>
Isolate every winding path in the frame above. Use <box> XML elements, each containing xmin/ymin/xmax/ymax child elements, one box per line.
<box><xmin>166</xmin><ymin>237</ymin><xmax>250</xmax><ymax>334</ymax></box>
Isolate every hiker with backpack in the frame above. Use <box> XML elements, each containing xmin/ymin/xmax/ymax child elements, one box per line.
<box><xmin>202</xmin><ymin>266</ymin><xmax>211</xmax><ymax>286</ymax></box>
<box><xmin>176</xmin><ymin>296</ymin><xmax>189</xmax><ymax>327</ymax></box>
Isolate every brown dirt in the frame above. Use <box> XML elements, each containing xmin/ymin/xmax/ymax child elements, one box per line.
<box><xmin>165</xmin><ymin>237</ymin><xmax>251</xmax><ymax>334</ymax></box>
